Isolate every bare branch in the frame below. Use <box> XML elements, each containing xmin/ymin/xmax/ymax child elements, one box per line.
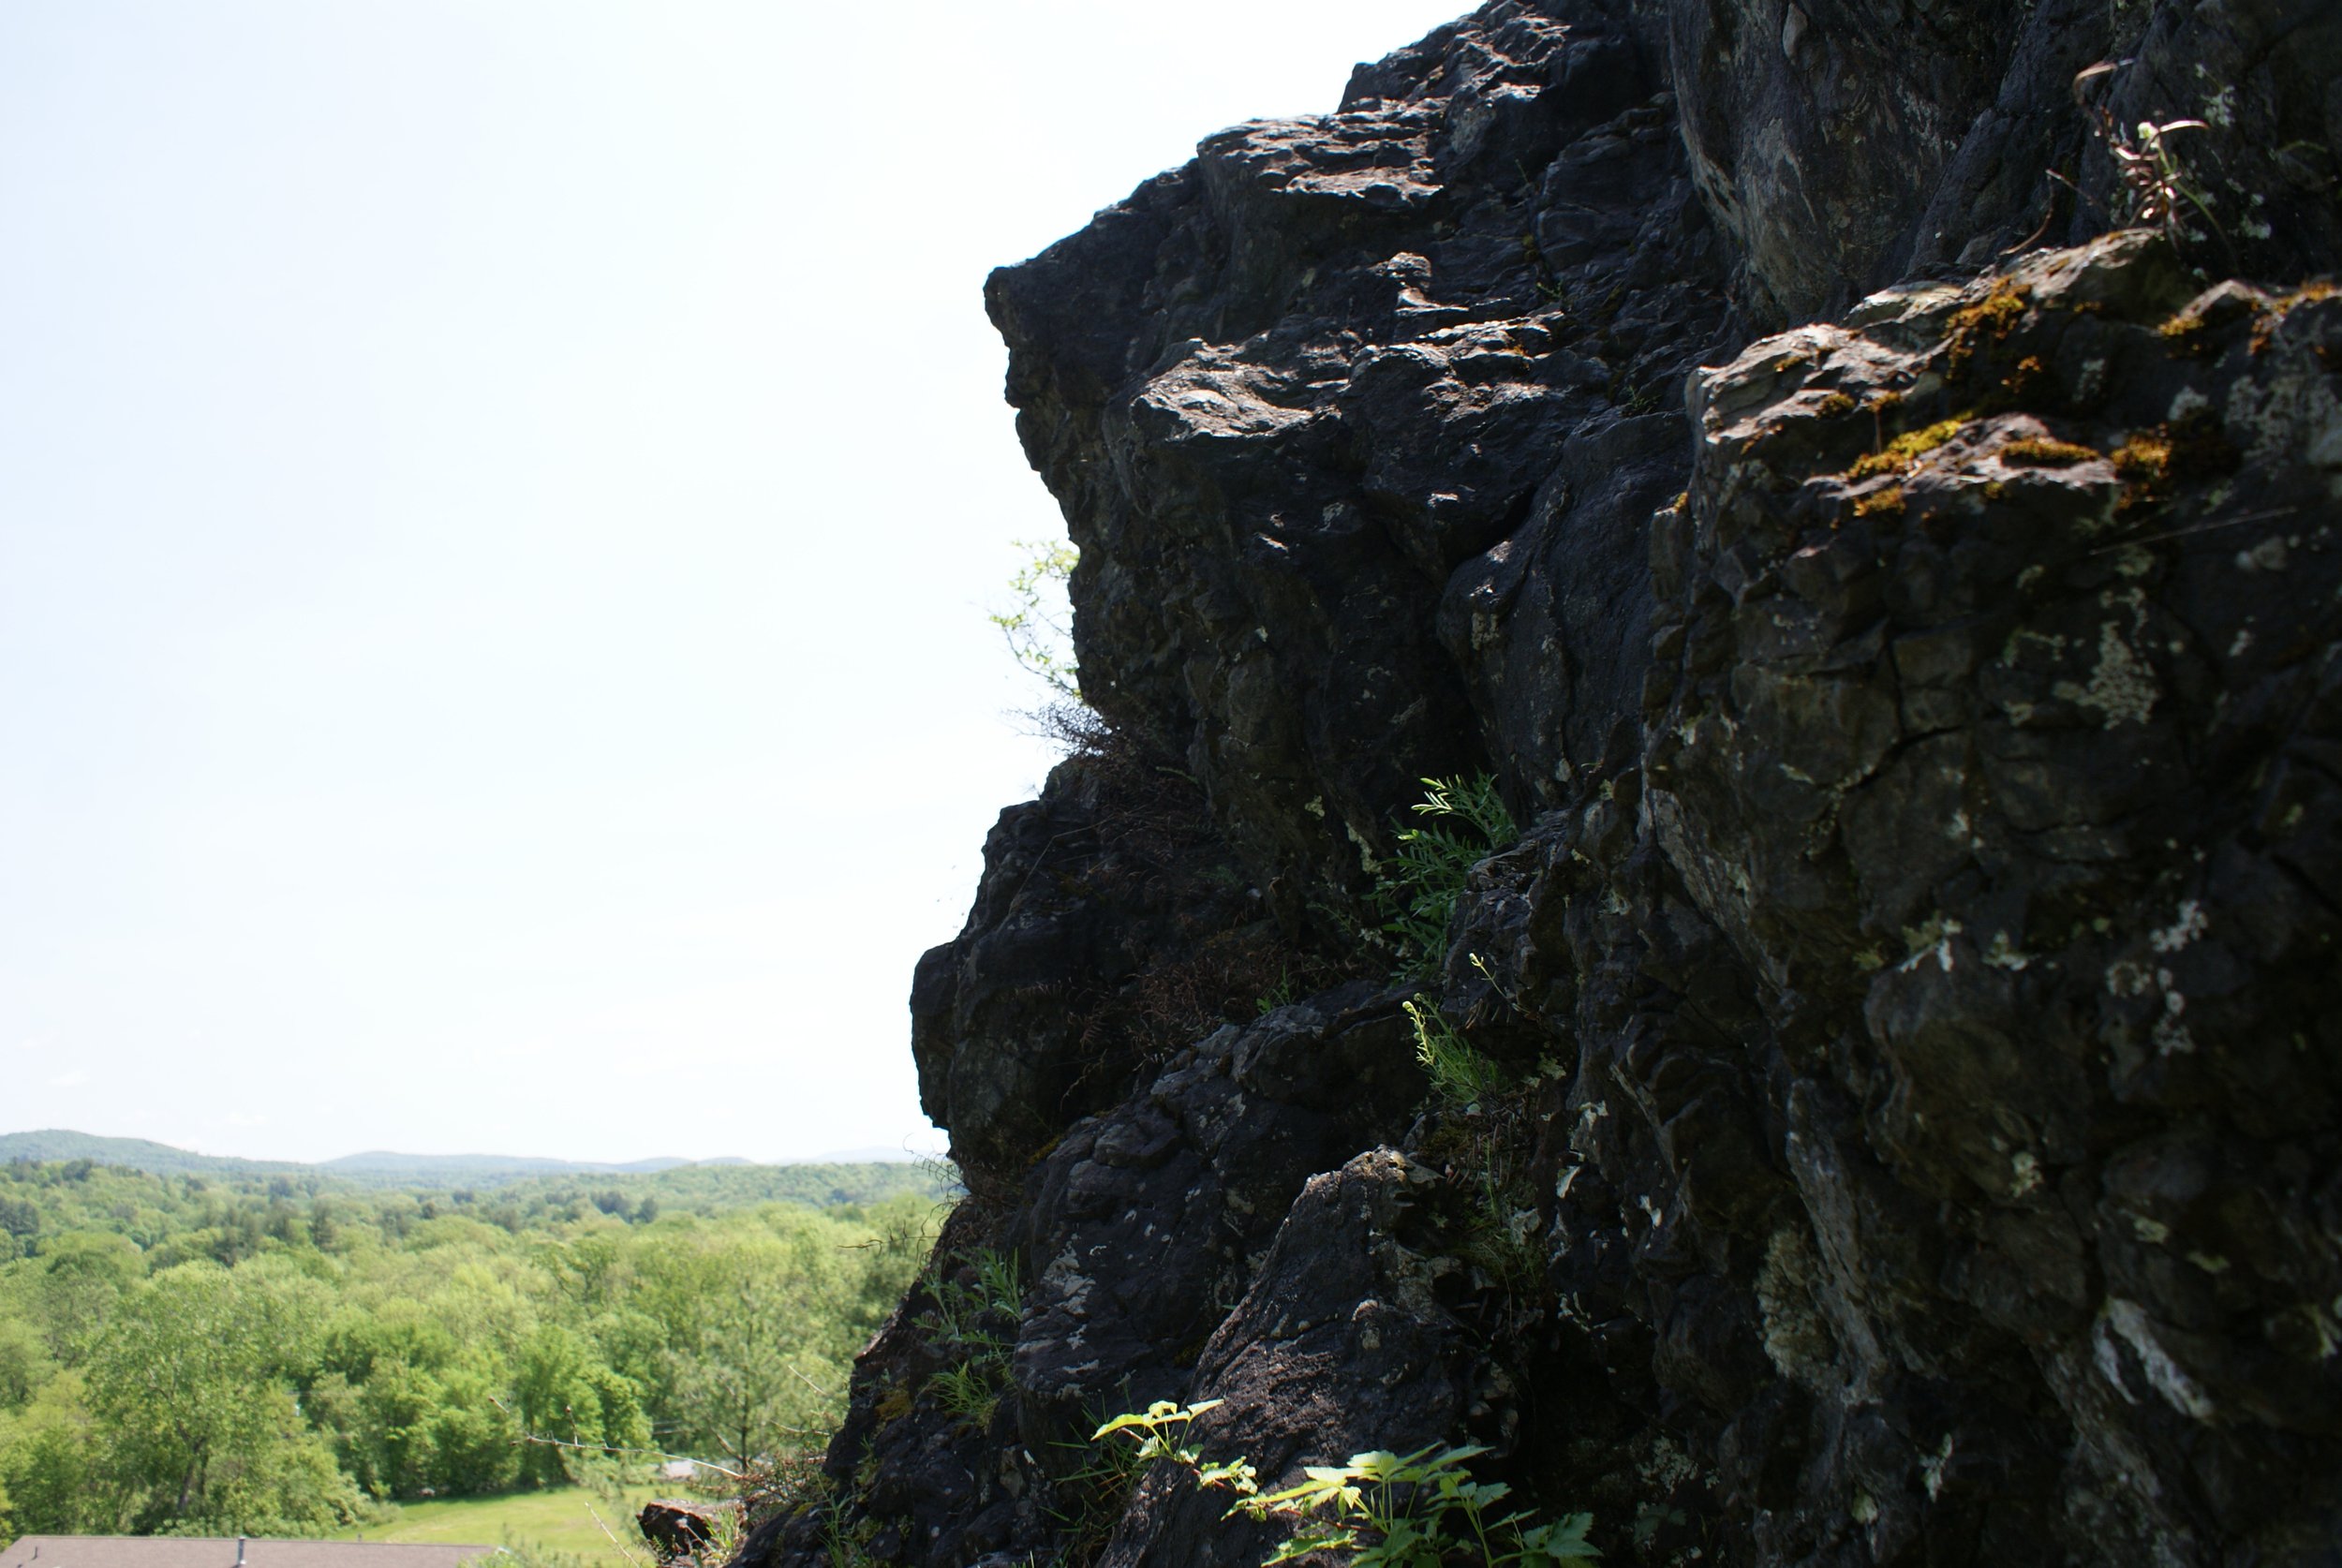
<box><xmin>487</xmin><ymin>1393</ymin><xmax>748</xmax><ymax>1480</ymax></box>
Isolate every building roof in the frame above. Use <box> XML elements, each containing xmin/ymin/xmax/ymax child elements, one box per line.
<box><xmin>0</xmin><ymin>1541</ymin><xmax>499</xmax><ymax>1568</ymax></box>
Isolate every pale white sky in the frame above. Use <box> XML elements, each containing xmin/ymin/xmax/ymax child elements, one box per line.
<box><xmin>0</xmin><ymin>1</ymin><xmax>1469</xmax><ymax>1164</ymax></box>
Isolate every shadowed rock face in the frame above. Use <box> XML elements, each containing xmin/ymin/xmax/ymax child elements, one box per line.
<box><xmin>1530</xmin><ymin>237</ymin><xmax>2342</xmax><ymax>1561</ymax></box>
<box><xmin>749</xmin><ymin>3</ymin><xmax>2342</xmax><ymax>1566</ymax></box>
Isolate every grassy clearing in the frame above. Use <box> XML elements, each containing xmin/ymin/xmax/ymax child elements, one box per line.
<box><xmin>335</xmin><ymin>1485</ymin><xmax>667</xmax><ymax>1562</ymax></box>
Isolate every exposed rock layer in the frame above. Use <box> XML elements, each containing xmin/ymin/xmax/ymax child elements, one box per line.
<box><xmin>751</xmin><ymin>3</ymin><xmax>2342</xmax><ymax>1565</ymax></box>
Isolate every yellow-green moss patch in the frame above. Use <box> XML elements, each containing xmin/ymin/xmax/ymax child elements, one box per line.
<box><xmin>2110</xmin><ymin>411</ymin><xmax>2240</xmax><ymax>510</ymax></box>
<box><xmin>1946</xmin><ymin>278</ymin><xmax>2032</xmax><ymax>380</ymax></box>
<box><xmin>2000</xmin><ymin>436</ymin><xmax>2100</xmax><ymax>466</ymax></box>
<box><xmin>1845</xmin><ymin>417</ymin><xmax>1968</xmax><ymax>481</ymax></box>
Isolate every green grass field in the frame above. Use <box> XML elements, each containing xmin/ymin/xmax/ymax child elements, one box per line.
<box><xmin>336</xmin><ymin>1485</ymin><xmax>669</xmax><ymax>1562</ymax></box>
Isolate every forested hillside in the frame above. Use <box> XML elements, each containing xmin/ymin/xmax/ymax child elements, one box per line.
<box><xmin>0</xmin><ymin>1132</ymin><xmax>939</xmax><ymax>1192</ymax></box>
<box><xmin>0</xmin><ymin>1157</ymin><xmax>943</xmax><ymax>1539</ymax></box>
<box><xmin>0</xmin><ymin>1132</ymin><xmax>305</xmax><ymax>1180</ymax></box>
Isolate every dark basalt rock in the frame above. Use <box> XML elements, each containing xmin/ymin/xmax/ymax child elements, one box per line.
<box><xmin>1097</xmin><ymin>1150</ymin><xmax>1476</xmax><ymax>1568</ymax></box>
<box><xmin>746</xmin><ymin>2</ymin><xmax>2342</xmax><ymax>1566</ymax></box>
<box><xmin>1009</xmin><ymin>984</ymin><xmax>1426</xmax><ymax>1441</ymax></box>
<box><xmin>910</xmin><ymin>734</ymin><xmax>1282</xmax><ymax>1175</ymax></box>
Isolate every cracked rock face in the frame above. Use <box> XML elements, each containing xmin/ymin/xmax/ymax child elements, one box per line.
<box><xmin>1009</xmin><ymin>984</ymin><xmax>1427</xmax><ymax>1438</ymax></box>
<box><xmin>1097</xmin><ymin>1149</ymin><xmax>1477</xmax><ymax>1568</ymax></box>
<box><xmin>1527</xmin><ymin>232</ymin><xmax>2342</xmax><ymax>1563</ymax></box>
<box><xmin>748</xmin><ymin>2</ymin><xmax>2342</xmax><ymax>1566</ymax></box>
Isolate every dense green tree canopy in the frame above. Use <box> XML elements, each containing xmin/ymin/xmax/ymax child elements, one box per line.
<box><xmin>0</xmin><ymin>1158</ymin><xmax>937</xmax><ymax>1537</ymax></box>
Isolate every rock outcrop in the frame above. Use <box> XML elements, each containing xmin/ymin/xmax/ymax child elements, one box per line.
<box><xmin>744</xmin><ymin>3</ymin><xmax>2342</xmax><ymax>1565</ymax></box>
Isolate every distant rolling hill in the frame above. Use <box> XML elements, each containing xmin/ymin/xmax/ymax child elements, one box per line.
<box><xmin>0</xmin><ymin>1130</ymin><xmax>867</xmax><ymax>1190</ymax></box>
<box><xmin>319</xmin><ymin>1150</ymin><xmax>700</xmax><ymax>1177</ymax></box>
<box><xmin>0</xmin><ymin>1129</ymin><xmax>306</xmax><ymax>1177</ymax></box>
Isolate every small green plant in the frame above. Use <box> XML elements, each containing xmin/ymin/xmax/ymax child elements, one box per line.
<box><xmin>1404</xmin><ymin>997</ymin><xmax>1507</xmax><ymax>1110</ymax></box>
<box><xmin>1255</xmin><ymin>969</ymin><xmax>1303</xmax><ymax>1016</ymax></box>
<box><xmin>920</xmin><ymin>1248</ymin><xmax>1023</xmax><ymax>1423</ymax></box>
<box><xmin>921</xmin><ymin>1248</ymin><xmax>1021</xmax><ymax>1354</ymax></box>
<box><xmin>1455</xmin><ymin>1163</ymin><xmax>1546</xmax><ymax>1298</ymax></box>
<box><xmin>819</xmin><ymin>1512</ymin><xmax>885</xmax><ymax>1568</ymax></box>
<box><xmin>990</xmin><ymin>539</ymin><xmax>1082</xmax><ymax>700</ymax></box>
<box><xmin>1092</xmin><ymin>1401</ymin><xmax>1598</xmax><ymax>1568</ymax></box>
<box><xmin>1372</xmin><ymin>777</ymin><xmax>1519</xmax><ymax>981</ymax></box>
<box><xmin>929</xmin><ymin>1361</ymin><xmax>1001</xmax><ymax>1429</ymax></box>
<box><xmin>972</xmin><ymin>1248</ymin><xmax>1023</xmax><ymax>1314</ymax></box>
<box><xmin>1045</xmin><ymin>1408</ymin><xmax>1154</xmax><ymax>1562</ymax></box>
<box><xmin>2107</xmin><ymin>116</ymin><xmax>2217</xmax><ymax>243</ymax></box>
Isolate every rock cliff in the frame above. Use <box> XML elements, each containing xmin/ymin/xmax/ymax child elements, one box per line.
<box><xmin>747</xmin><ymin>3</ymin><xmax>2342</xmax><ymax>1564</ymax></box>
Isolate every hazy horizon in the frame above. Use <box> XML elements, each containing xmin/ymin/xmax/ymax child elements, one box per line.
<box><xmin>0</xmin><ymin>1124</ymin><xmax>941</xmax><ymax>1167</ymax></box>
<box><xmin>0</xmin><ymin>0</ymin><xmax>1470</xmax><ymax>1165</ymax></box>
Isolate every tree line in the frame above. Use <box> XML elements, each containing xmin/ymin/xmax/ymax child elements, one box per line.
<box><xmin>0</xmin><ymin>1158</ymin><xmax>937</xmax><ymax>1538</ymax></box>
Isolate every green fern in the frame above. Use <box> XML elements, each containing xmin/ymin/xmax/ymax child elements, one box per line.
<box><xmin>1372</xmin><ymin>777</ymin><xmax>1519</xmax><ymax>981</ymax></box>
